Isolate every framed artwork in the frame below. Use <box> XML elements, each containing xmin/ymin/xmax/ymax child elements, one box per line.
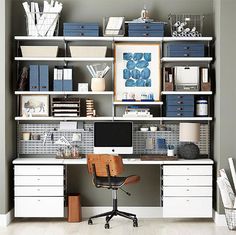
<box><xmin>114</xmin><ymin>43</ymin><xmax>161</xmax><ymax>101</ymax></box>
<box><xmin>20</xmin><ymin>95</ymin><xmax>49</xmax><ymax>117</ymax></box>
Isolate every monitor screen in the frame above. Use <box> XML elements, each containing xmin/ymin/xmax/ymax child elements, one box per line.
<box><xmin>94</xmin><ymin>122</ymin><xmax>133</xmax><ymax>154</ymax></box>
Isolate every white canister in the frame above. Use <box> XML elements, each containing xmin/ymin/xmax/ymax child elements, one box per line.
<box><xmin>91</xmin><ymin>77</ymin><xmax>105</xmax><ymax>91</ymax></box>
<box><xmin>196</xmin><ymin>98</ymin><xmax>208</xmax><ymax>116</ymax></box>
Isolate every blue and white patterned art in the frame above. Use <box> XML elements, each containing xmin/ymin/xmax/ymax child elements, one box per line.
<box><xmin>123</xmin><ymin>53</ymin><xmax>152</xmax><ymax>87</ymax></box>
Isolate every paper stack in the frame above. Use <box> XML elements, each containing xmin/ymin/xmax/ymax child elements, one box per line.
<box><xmin>22</xmin><ymin>0</ymin><xmax>63</xmax><ymax>37</ymax></box>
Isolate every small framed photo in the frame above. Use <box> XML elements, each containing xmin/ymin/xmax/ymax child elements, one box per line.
<box><xmin>21</xmin><ymin>95</ymin><xmax>49</xmax><ymax>117</ymax></box>
<box><xmin>114</xmin><ymin>43</ymin><xmax>161</xmax><ymax>101</ymax></box>
<box><xmin>78</xmin><ymin>83</ymin><xmax>88</xmax><ymax>92</ymax></box>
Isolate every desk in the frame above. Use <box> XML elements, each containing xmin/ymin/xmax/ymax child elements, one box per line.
<box><xmin>13</xmin><ymin>157</ymin><xmax>213</xmax><ymax>218</ymax></box>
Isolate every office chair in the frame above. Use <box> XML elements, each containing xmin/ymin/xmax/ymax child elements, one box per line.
<box><xmin>87</xmin><ymin>154</ymin><xmax>140</xmax><ymax>229</ymax></box>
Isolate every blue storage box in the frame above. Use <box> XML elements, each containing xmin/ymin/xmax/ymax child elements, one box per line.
<box><xmin>128</xmin><ymin>22</ymin><xmax>165</xmax><ymax>37</ymax></box>
<box><xmin>167</xmin><ymin>43</ymin><xmax>205</xmax><ymax>57</ymax></box>
<box><xmin>63</xmin><ymin>23</ymin><xmax>99</xmax><ymax>36</ymax></box>
<box><xmin>165</xmin><ymin>95</ymin><xmax>195</xmax><ymax>117</ymax></box>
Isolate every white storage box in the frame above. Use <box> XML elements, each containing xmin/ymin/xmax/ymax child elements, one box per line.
<box><xmin>69</xmin><ymin>46</ymin><xmax>107</xmax><ymax>58</ymax></box>
<box><xmin>21</xmin><ymin>46</ymin><xmax>58</xmax><ymax>57</ymax></box>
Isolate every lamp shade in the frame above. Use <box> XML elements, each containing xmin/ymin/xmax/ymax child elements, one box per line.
<box><xmin>179</xmin><ymin>123</ymin><xmax>200</xmax><ymax>142</ymax></box>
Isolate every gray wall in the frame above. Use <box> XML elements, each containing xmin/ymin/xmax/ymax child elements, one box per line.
<box><xmin>0</xmin><ymin>0</ymin><xmax>215</xmax><ymax>213</ymax></box>
<box><xmin>213</xmin><ymin>0</ymin><xmax>236</xmax><ymax>214</ymax></box>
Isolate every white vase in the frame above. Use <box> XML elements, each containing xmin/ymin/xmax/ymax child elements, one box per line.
<box><xmin>91</xmin><ymin>77</ymin><xmax>105</xmax><ymax>92</ymax></box>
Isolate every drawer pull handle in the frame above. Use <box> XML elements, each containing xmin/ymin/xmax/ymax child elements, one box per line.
<box><xmin>186</xmin><ymin>178</ymin><xmax>190</xmax><ymax>180</ymax></box>
<box><xmin>37</xmin><ymin>189</ymin><xmax>40</xmax><ymax>191</ymax></box>
<box><xmin>177</xmin><ymin>96</ymin><xmax>183</xmax><ymax>99</ymax></box>
<box><xmin>37</xmin><ymin>200</ymin><xmax>40</xmax><ymax>202</ymax></box>
<box><xmin>177</xmin><ymin>101</ymin><xmax>183</xmax><ymax>104</ymax></box>
<box><xmin>186</xmin><ymin>189</ymin><xmax>190</xmax><ymax>191</ymax></box>
<box><xmin>184</xmin><ymin>53</ymin><xmax>189</xmax><ymax>57</ymax></box>
<box><xmin>37</xmin><ymin>179</ymin><xmax>40</xmax><ymax>181</ymax></box>
<box><xmin>184</xmin><ymin>46</ymin><xmax>189</xmax><ymax>50</ymax></box>
<box><xmin>187</xmin><ymin>168</ymin><xmax>189</xmax><ymax>170</ymax></box>
<box><xmin>186</xmin><ymin>200</ymin><xmax>190</xmax><ymax>202</ymax></box>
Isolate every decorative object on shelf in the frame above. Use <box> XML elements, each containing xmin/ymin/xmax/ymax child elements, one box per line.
<box><xmin>86</xmin><ymin>99</ymin><xmax>95</xmax><ymax>117</ymax></box>
<box><xmin>71</xmin><ymin>145</ymin><xmax>80</xmax><ymax>158</ymax></box>
<box><xmin>87</xmin><ymin>64</ymin><xmax>110</xmax><ymax>92</ymax></box>
<box><xmin>169</xmin><ymin>14</ymin><xmax>204</xmax><ymax>37</ymax></box>
<box><xmin>163</xmin><ymin>67</ymin><xmax>174</xmax><ymax>91</ymax></box>
<box><xmin>72</xmin><ymin>133</ymin><xmax>81</xmax><ymax>142</ymax></box>
<box><xmin>179</xmin><ymin>122</ymin><xmax>200</xmax><ymax>159</ymax></box>
<box><xmin>196</xmin><ymin>97</ymin><xmax>208</xmax><ymax>116</ymax></box>
<box><xmin>78</xmin><ymin>83</ymin><xmax>88</xmax><ymax>92</ymax></box>
<box><xmin>159</xmin><ymin>124</ymin><xmax>167</xmax><ymax>131</ymax></box>
<box><xmin>114</xmin><ymin>43</ymin><xmax>161</xmax><ymax>101</ymax></box>
<box><xmin>22</xmin><ymin>1</ymin><xmax>62</xmax><ymax>37</ymax></box>
<box><xmin>140</xmin><ymin>5</ymin><xmax>149</xmax><ymax>20</ymax></box>
<box><xmin>150</xmin><ymin>126</ymin><xmax>157</xmax><ymax>132</ymax></box>
<box><xmin>145</xmin><ymin>137</ymin><xmax>155</xmax><ymax>150</ymax></box>
<box><xmin>21</xmin><ymin>95</ymin><xmax>49</xmax><ymax>117</ymax></box>
<box><xmin>52</xmin><ymin>97</ymin><xmax>80</xmax><ymax>117</ymax></box>
<box><xmin>167</xmin><ymin>145</ymin><xmax>175</xmax><ymax>157</ymax></box>
<box><xmin>21</xmin><ymin>46</ymin><xmax>58</xmax><ymax>57</ymax></box>
<box><xmin>103</xmin><ymin>17</ymin><xmax>125</xmax><ymax>36</ymax></box>
<box><xmin>17</xmin><ymin>67</ymin><xmax>29</xmax><ymax>91</ymax></box>
<box><xmin>63</xmin><ymin>22</ymin><xmax>99</xmax><ymax>37</ymax></box>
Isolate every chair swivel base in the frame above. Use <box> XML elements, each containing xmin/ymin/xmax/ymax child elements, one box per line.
<box><xmin>88</xmin><ymin>209</ymin><xmax>138</xmax><ymax>229</ymax></box>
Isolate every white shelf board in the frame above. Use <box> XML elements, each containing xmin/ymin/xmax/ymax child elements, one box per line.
<box><xmin>163</xmin><ymin>37</ymin><xmax>213</xmax><ymax>42</ymax></box>
<box><xmin>15</xmin><ymin>116</ymin><xmax>113</xmax><ymax>121</ymax></box>
<box><xmin>14</xmin><ymin>36</ymin><xmax>64</xmax><ymax>41</ymax></box>
<box><xmin>162</xmin><ymin>117</ymin><xmax>213</xmax><ymax>121</ymax></box>
<box><xmin>114</xmin><ymin>117</ymin><xmax>162</xmax><ymax>121</ymax></box>
<box><xmin>114</xmin><ymin>37</ymin><xmax>162</xmax><ymax>42</ymax></box>
<box><xmin>161</xmin><ymin>91</ymin><xmax>213</xmax><ymax>95</ymax></box>
<box><xmin>15</xmin><ymin>91</ymin><xmax>114</xmax><ymax>95</ymax></box>
<box><xmin>15</xmin><ymin>57</ymin><xmax>64</xmax><ymax>61</ymax></box>
<box><xmin>161</xmin><ymin>57</ymin><xmax>213</xmax><ymax>62</ymax></box>
<box><xmin>136</xmin><ymin>131</ymin><xmax>171</xmax><ymax>133</ymax></box>
<box><xmin>65</xmin><ymin>57</ymin><xmax>114</xmax><ymax>62</ymax></box>
<box><xmin>113</xmin><ymin>101</ymin><xmax>163</xmax><ymax>105</ymax></box>
<box><xmin>64</xmin><ymin>36</ymin><xmax>113</xmax><ymax>41</ymax></box>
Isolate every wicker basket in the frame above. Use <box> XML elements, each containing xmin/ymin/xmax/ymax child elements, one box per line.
<box><xmin>169</xmin><ymin>14</ymin><xmax>204</xmax><ymax>37</ymax></box>
<box><xmin>225</xmin><ymin>207</ymin><xmax>236</xmax><ymax>230</ymax></box>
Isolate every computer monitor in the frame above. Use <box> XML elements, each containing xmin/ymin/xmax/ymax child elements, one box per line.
<box><xmin>94</xmin><ymin>122</ymin><xmax>133</xmax><ymax>154</ymax></box>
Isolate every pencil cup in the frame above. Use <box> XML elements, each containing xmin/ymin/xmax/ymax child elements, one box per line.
<box><xmin>91</xmin><ymin>77</ymin><xmax>105</xmax><ymax>91</ymax></box>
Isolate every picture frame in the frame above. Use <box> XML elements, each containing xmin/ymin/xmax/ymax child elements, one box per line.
<box><xmin>114</xmin><ymin>43</ymin><xmax>161</xmax><ymax>101</ymax></box>
<box><xmin>20</xmin><ymin>95</ymin><xmax>49</xmax><ymax>117</ymax></box>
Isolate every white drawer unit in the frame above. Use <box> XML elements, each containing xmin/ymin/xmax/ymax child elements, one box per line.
<box><xmin>14</xmin><ymin>164</ymin><xmax>64</xmax><ymax>218</ymax></box>
<box><xmin>162</xmin><ymin>164</ymin><xmax>213</xmax><ymax>218</ymax></box>
<box><xmin>14</xmin><ymin>165</ymin><xmax>64</xmax><ymax>176</ymax></box>
<box><xmin>15</xmin><ymin>197</ymin><xmax>64</xmax><ymax>217</ymax></box>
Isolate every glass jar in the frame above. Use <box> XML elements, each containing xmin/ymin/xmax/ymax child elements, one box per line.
<box><xmin>71</xmin><ymin>145</ymin><xmax>80</xmax><ymax>159</ymax></box>
<box><xmin>64</xmin><ymin>146</ymin><xmax>72</xmax><ymax>158</ymax></box>
<box><xmin>56</xmin><ymin>148</ymin><xmax>64</xmax><ymax>158</ymax></box>
<box><xmin>196</xmin><ymin>98</ymin><xmax>208</xmax><ymax>116</ymax></box>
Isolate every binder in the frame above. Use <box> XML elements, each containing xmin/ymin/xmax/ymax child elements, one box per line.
<box><xmin>63</xmin><ymin>67</ymin><xmax>73</xmax><ymax>91</ymax></box>
<box><xmin>29</xmin><ymin>65</ymin><xmax>39</xmax><ymax>91</ymax></box>
<box><xmin>53</xmin><ymin>67</ymin><xmax>63</xmax><ymax>91</ymax></box>
<box><xmin>39</xmin><ymin>65</ymin><xmax>49</xmax><ymax>91</ymax></box>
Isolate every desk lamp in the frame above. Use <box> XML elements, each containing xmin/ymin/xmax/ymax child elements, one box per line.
<box><xmin>179</xmin><ymin>123</ymin><xmax>200</xmax><ymax>159</ymax></box>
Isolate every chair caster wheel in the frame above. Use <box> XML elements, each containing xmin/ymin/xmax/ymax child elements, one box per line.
<box><xmin>106</xmin><ymin>215</ymin><xmax>110</xmax><ymax>221</ymax></box>
<box><xmin>133</xmin><ymin>218</ymin><xmax>138</xmax><ymax>227</ymax></box>
<box><xmin>105</xmin><ymin>223</ymin><xmax>110</xmax><ymax>229</ymax></box>
<box><xmin>88</xmin><ymin>219</ymin><xmax>93</xmax><ymax>225</ymax></box>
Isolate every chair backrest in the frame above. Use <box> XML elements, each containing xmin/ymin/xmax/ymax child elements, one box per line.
<box><xmin>87</xmin><ymin>154</ymin><xmax>123</xmax><ymax>177</ymax></box>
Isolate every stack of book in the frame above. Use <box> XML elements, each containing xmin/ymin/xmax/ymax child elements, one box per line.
<box><xmin>123</xmin><ymin>106</ymin><xmax>153</xmax><ymax>118</ymax></box>
<box><xmin>52</xmin><ymin>97</ymin><xmax>80</xmax><ymax>117</ymax></box>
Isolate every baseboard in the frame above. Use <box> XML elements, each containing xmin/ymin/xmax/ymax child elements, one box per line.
<box><xmin>0</xmin><ymin>209</ymin><xmax>14</xmax><ymax>227</ymax></box>
<box><xmin>213</xmin><ymin>210</ymin><xmax>227</xmax><ymax>226</ymax></box>
<box><xmin>82</xmin><ymin>206</ymin><xmax>163</xmax><ymax>219</ymax></box>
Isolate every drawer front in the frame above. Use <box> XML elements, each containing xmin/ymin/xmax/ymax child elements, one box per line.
<box><xmin>168</xmin><ymin>43</ymin><xmax>204</xmax><ymax>51</ymax></box>
<box><xmin>168</xmin><ymin>50</ymin><xmax>204</xmax><ymax>57</ymax></box>
<box><xmin>163</xmin><ymin>176</ymin><xmax>212</xmax><ymax>186</ymax></box>
<box><xmin>63</xmin><ymin>23</ymin><xmax>99</xmax><ymax>30</ymax></box>
<box><xmin>163</xmin><ymin>186</ymin><xmax>212</xmax><ymax>197</ymax></box>
<box><xmin>128</xmin><ymin>31</ymin><xmax>164</xmax><ymax>37</ymax></box>
<box><xmin>163</xmin><ymin>165</ymin><xmax>212</xmax><ymax>175</ymax></box>
<box><xmin>63</xmin><ymin>30</ymin><xmax>99</xmax><ymax>37</ymax></box>
<box><xmin>166</xmin><ymin>95</ymin><xmax>194</xmax><ymax>101</ymax></box>
<box><xmin>15</xmin><ymin>197</ymin><xmax>64</xmax><ymax>217</ymax></box>
<box><xmin>14</xmin><ymin>165</ymin><xmax>64</xmax><ymax>176</ymax></box>
<box><xmin>14</xmin><ymin>186</ymin><xmax>64</xmax><ymax>196</ymax></box>
<box><xmin>15</xmin><ymin>176</ymin><xmax>64</xmax><ymax>186</ymax></box>
<box><xmin>163</xmin><ymin>197</ymin><xmax>212</xmax><ymax>218</ymax></box>
<box><xmin>167</xmin><ymin>105</ymin><xmax>194</xmax><ymax>112</ymax></box>
<box><xmin>167</xmin><ymin>100</ymin><xmax>194</xmax><ymax>106</ymax></box>
<box><xmin>166</xmin><ymin>111</ymin><xmax>194</xmax><ymax>117</ymax></box>
<box><xmin>128</xmin><ymin>23</ymin><xmax>164</xmax><ymax>31</ymax></box>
